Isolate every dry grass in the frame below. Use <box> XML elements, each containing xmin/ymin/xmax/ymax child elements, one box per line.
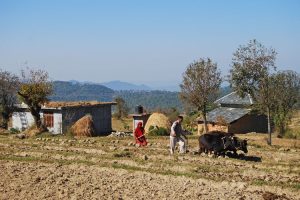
<box><xmin>22</xmin><ymin>125</ymin><xmax>43</xmax><ymax>137</ymax></box>
<box><xmin>0</xmin><ymin>112</ymin><xmax>300</xmax><ymax>199</ymax></box>
<box><xmin>112</xmin><ymin>117</ymin><xmax>132</xmax><ymax>132</ymax></box>
<box><xmin>288</xmin><ymin>110</ymin><xmax>300</xmax><ymax>129</ymax></box>
<box><xmin>0</xmin><ymin>132</ymin><xmax>299</xmax><ymax>199</ymax></box>
<box><xmin>237</xmin><ymin>133</ymin><xmax>300</xmax><ymax>148</ymax></box>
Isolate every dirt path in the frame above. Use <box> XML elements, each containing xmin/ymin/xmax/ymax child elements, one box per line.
<box><xmin>0</xmin><ymin>134</ymin><xmax>299</xmax><ymax>200</ymax></box>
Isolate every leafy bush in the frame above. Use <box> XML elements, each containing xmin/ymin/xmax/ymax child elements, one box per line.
<box><xmin>148</xmin><ymin>127</ymin><xmax>169</xmax><ymax>136</ymax></box>
<box><xmin>9</xmin><ymin>128</ymin><xmax>20</xmax><ymax>134</ymax></box>
<box><xmin>64</xmin><ymin>126</ymin><xmax>74</xmax><ymax>138</ymax></box>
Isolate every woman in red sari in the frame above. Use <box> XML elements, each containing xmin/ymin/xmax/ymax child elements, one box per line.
<box><xmin>134</xmin><ymin>122</ymin><xmax>147</xmax><ymax>146</ymax></box>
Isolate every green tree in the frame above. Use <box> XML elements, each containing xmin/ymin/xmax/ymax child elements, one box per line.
<box><xmin>229</xmin><ymin>39</ymin><xmax>277</xmax><ymax>145</ymax></box>
<box><xmin>180</xmin><ymin>58</ymin><xmax>222</xmax><ymax>133</ymax></box>
<box><xmin>166</xmin><ymin>107</ymin><xmax>180</xmax><ymax>122</ymax></box>
<box><xmin>0</xmin><ymin>70</ymin><xmax>19</xmax><ymax>129</ymax></box>
<box><xmin>113</xmin><ymin>96</ymin><xmax>129</xmax><ymax>119</ymax></box>
<box><xmin>270</xmin><ymin>70</ymin><xmax>300</xmax><ymax>137</ymax></box>
<box><xmin>18</xmin><ymin>68</ymin><xmax>53</xmax><ymax>130</ymax></box>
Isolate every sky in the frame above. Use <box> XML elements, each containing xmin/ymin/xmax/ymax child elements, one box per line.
<box><xmin>0</xmin><ymin>0</ymin><xmax>299</xmax><ymax>89</ymax></box>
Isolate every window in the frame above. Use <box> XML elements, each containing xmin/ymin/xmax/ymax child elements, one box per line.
<box><xmin>43</xmin><ymin>112</ymin><xmax>54</xmax><ymax>128</ymax></box>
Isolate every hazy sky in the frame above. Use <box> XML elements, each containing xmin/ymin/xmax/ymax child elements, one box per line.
<box><xmin>0</xmin><ymin>0</ymin><xmax>299</xmax><ymax>87</ymax></box>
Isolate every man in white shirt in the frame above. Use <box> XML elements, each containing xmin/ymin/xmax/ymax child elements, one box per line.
<box><xmin>170</xmin><ymin>116</ymin><xmax>186</xmax><ymax>154</ymax></box>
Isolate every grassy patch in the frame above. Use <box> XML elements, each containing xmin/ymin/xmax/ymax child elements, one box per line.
<box><xmin>113</xmin><ymin>151</ymin><xmax>132</xmax><ymax>158</ymax></box>
<box><xmin>252</xmin><ymin>179</ymin><xmax>266</xmax><ymax>186</ymax></box>
<box><xmin>35</xmin><ymin>132</ymin><xmax>63</xmax><ymax>138</ymax></box>
<box><xmin>252</xmin><ymin>179</ymin><xmax>300</xmax><ymax>190</ymax></box>
<box><xmin>112</xmin><ymin>117</ymin><xmax>132</xmax><ymax>132</ymax></box>
<box><xmin>284</xmin><ymin>128</ymin><xmax>300</xmax><ymax>139</ymax></box>
<box><xmin>293</xmin><ymin>183</ymin><xmax>300</xmax><ymax>190</ymax></box>
<box><xmin>111</xmin><ymin>162</ymin><xmax>140</xmax><ymax>171</ymax></box>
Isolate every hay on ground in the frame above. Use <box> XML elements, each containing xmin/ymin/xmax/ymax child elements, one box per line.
<box><xmin>44</xmin><ymin>101</ymin><xmax>111</xmax><ymax>108</ymax></box>
<box><xmin>23</xmin><ymin>125</ymin><xmax>43</xmax><ymax>137</ymax></box>
<box><xmin>71</xmin><ymin>115</ymin><xmax>95</xmax><ymax>137</ymax></box>
<box><xmin>144</xmin><ymin>113</ymin><xmax>171</xmax><ymax>134</ymax></box>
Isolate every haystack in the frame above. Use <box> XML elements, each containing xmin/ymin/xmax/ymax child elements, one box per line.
<box><xmin>144</xmin><ymin>113</ymin><xmax>171</xmax><ymax>134</ymax></box>
<box><xmin>71</xmin><ymin>115</ymin><xmax>95</xmax><ymax>137</ymax></box>
<box><xmin>23</xmin><ymin>125</ymin><xmax>46</xmax><ymax>137</ymax></box>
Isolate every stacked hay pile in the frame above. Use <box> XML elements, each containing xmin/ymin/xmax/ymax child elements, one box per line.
<box><xmin>144</xmin><ymin>113</ymin><xmax>171</xmax><ymax>134</ymax></box>
<box><xmin>23</xmin><ymin>126</ymin><xmax>43</xmax><ymax>137</ymax></box>
<box><xmin>71</xmin><ymin>115</ymin><xmax>95</xmax><ymax>137</ymax></box>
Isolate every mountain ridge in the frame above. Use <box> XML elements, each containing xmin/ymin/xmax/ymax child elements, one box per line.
<box><xmin>100</xmin><ymin>80</ymin><xmax>152</xmax><ymax>91</ymax></box>
<box><xmin>50</xmin><ymin>80</ymin><xmax>232</xmax><ymax>112</ymax></box>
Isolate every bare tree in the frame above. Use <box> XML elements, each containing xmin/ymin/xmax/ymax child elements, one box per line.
<box><xmin>18</xmin><ymin>68</ymin><xmax>53</xmax><ymax>130</ymax></box>
<box><xmin>229</xmin><ymin>39</ymin><xmax>277</xmax><ymax>145</ymax></box>
<box><xmin>0</xmin><ymin>69</ymin><xmax>19</xmax><ymax>129</ymax></box>
<box><xmin>113</xmin><ymin>96</ymin><xmax>129</xmax><ymax>119</ymax></box>
<box><xmin>180</xmin><ymin>58</ymin><xmax>222</xmax><ymax>133</ymax></box>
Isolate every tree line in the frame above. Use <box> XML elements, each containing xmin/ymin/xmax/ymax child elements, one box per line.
<box><xmin>180</xmin><ymin>39</ymin><xmax>300</xmax><ymax>144</ymax></box>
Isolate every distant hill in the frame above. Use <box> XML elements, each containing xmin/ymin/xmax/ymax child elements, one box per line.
<box><xmin>101</xmin><ymin>80</ymin><xmax>152</xmax><ymax>91</ymax></box>
<box><xmin>114</xmin><ymin>90</ymin><xmax>182</xmax><ymax>112</ymax></box>
<box><xmin>50</xmin><ymin>81</ymin><xmax>114</xmax><ymax>102</ymax></box>
<box><xmin>50</xmin><ymin>81</ymin><xmax>233</xmax><ymax>112</ymax></box>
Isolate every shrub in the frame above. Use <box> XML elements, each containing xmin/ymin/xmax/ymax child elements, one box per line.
<box><xmin>148</xmin><ymin>127</ymin><xmax>169</xmax><ymax>136</ymax></box>
<box><xmin>9</xmin><ymin>128</ymin><xmax>20</xmax><ymax>134</ymax></box>
<box><xmin>64</xmin><ymin>126</ymin><xmax>74</xmax><ymax>138</ymax></box>
<box><xmin>283</xmin><ymin>128</ymin><xmax>300</xmax><ymax>139</ymax></box>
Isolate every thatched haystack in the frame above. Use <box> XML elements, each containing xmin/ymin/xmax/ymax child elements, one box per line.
<box><xmin>71</xmin><ymin>115</ymin><xmax>95</xmax><ymax>137</ymax></box>
<box><xmin>144</xmin><ymin>113</ymin><xmax>171</xmax><ymax>134</ymax></box>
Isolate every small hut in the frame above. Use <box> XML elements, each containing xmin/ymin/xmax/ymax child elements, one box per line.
<box><xmin>12</xmin><ymin>101</ymin><xmax>116</xmax><ymax>135</ymax></box>
<box><xmin>129</xmin><ymin>105</ymin><xmax>151</xmax><ymax>133</ymax></box>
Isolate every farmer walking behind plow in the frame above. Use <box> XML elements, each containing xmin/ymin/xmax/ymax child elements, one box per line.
<box><xmin>170</xmin><ymin>116</ymin><xmax>187</xmax><ymax>154</ymax></box>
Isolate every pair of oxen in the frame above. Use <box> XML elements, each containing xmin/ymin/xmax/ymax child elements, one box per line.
<box><xmin>198</xmin><ymin>131</ymin><xmax>248</xmax><ymax>156</ymax></box>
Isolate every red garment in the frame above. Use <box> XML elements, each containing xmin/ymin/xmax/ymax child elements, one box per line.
<box><xmin>134</xmin><ymin>122</ymin><xmax>147</xmax><ymax>146</ymax></box>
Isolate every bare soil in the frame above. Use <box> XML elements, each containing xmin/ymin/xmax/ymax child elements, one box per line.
<box><xmin>0</xmin><ymin>133</ymin><xmax>299</xmax><ymax>200</ymax></box>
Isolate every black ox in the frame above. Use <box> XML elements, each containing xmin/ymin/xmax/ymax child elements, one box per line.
<box><xmin>198</xmin><ymin>131</ymin><xmax>248</xmax><ymax>156</ymax></box>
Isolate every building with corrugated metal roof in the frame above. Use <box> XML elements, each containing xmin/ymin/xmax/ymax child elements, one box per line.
<box><xmin>197</xmin><ymin>92</ymin><xmax>268</xmax><ymax>134</ymax></box>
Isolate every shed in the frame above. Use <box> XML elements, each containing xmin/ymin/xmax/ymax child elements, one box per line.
<box><xmin>197</xmin><ymin>92</ymin><xmax>268</xmax><ymax>134</ymax></box>
<box><xmin>12</xmin><ymin>101</ymin><xmax>116</xmax><ymax>135</ymax></box>
<box><xmin>129</xmin><ymin>105</ymin><xmax>150</xmax><ymax>133</ymax></box>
